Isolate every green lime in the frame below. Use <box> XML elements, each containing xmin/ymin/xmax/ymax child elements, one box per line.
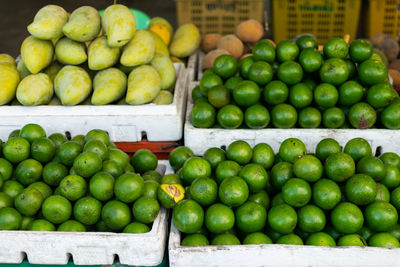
<box><xmin>357</xmin><ymin>156</ymin><xmax>386</xmax><ymax>181</ymax></box>
<box><xmin>108</xmin><ymin>148</ymin><xmax>130</xmax><ymax>170</ymax></box>
<box><xmin>296</xmin><ymin>35</ymin><xmax>318</xmax><ymax>50</ymax></box>
<box><xmin>15</xmin><ymin>159</ymin><xmax>42</xmax><ymax>186</ymax></box>
<box><xmin>315</xmin><ymin>138</ymin><xmax>341</xmax><ymax>162</ymax></box>
<box><xmin>263</xmin><ymin>80</ymin><xmax>289</xmax><ymax>105</ymax></box>
<box><xmin>0</xmin><ymin>207</ymin><xmax>22</xmax><ymax>230</ymax></box>
<box><xmin>96</xmin><ymin>220</ymin><xmax>113</xmax><ymax>232</ymax></box>
<box><xmin>248</xmin><ymin>61</ymin><xmax>273</xmax><ymax>85</ymax></box>
<box><xmin>271</xmin><ymin>192</ymin><xmax>285</xmax><ymax>207</ymax></box>
<box><xmin>299</xmin><ymin>48</ymin><xmax>322</xmax><ymax>73</ymax></box>
<box><xmin>143</xmin><ymin>180</ymin><xmax>159</xmax><ymax>199</ymax></box>
<box><xmin>213</xmin><ymin>55</ymin><xmax>237</xmax><ymax>79</ymax></box>
<box><xmin>239</xmin><ymin>56</ymin><xmax>255</xmax><ymax>79</ymax></box>
<box><xmin>276</xmin><ymin>40</ymin><xmax>299</xmax><ymax>62</ymax></box>
<box><xmin>84</xmin><ymin>129</ymin><xmax>110</xmax><ymax>146</ymax></box>
<box><xmin>169</xmin><ymin>146</ymin><xmax>194</xmax><ymax>171</ymax></box>
<box><xmin>252</xmin><ymin>143</ymin><xmax>274</xmax><ymax>170</ymax></box>
<box><xmin>248</xmin><ymin>190</ymin><xmax>270</xmax><ymax>209</ymax></box>
<box><xmin>73</xmin><ymin>196</ymin><xmax>102</xmax><ymax>225</ymax></box>
<box><xmin>3</xmin><ymin>137</ymin><xmax>30</xmax><ymax>164</ymax></box>
<box><xmin>102</xmin><ymin>200</ymin><xmax>131</xmax><ymax>230</ymax></box>
<box><xmin>314</xmin><ymin>83</ymin><xmax>338</xmax><ymax>108</ymax></box>
<box><xmin>306</xmin><ymin>232</ymin><xmax>336</xmax><ymax>246</ymax></box>
<box><xmin>211</xmin><ymin>233</ymin><xmax>240</xmax><ymax>245</ymax></box>
<box><xmin>173</xmin><ymin>199</ymin><xmax>204</xmax><ymax>234</ymax></box>
<box><xmin>0</xmin><ymin>158</ymin><xmax>13</xmax><ymax>181</ymax></box>
<box><xmin>71</xmin><ymin>135</ymin><xmax>85</xmax><ymax>146</ymax></box>
<box><xmin>14</xmin><ymin>187</ymin><xmax>43</xmax><ymax>216</ymax></box>
<box><xmin>48</xmin><ymin>133</ymin><xmax>68</xmax><ymax>148</ymax></box>
<box><xmin>20</xmin><ymin>216</ymin><xmax>34</xmax><ymax>230</ymax></box>
<box><xmin>123</xmin><ymin>222</ymin><xmax>150</xmax><ymax>233</ymax></box>
<box><xmin>380</xmin><ymin>152</ymin><xmax>400</xmax><ymax>169</ymax></box>
<box><xmin>344</xmin><ymin>138</ymin><xmax>372</xmax><ymax>162</ymax></box>
<box><xmin>349</xmin><ymin>39</ymin><xmax>373</xmax><ymax>62</ymax></box>
<box><xmin>83</xmin><ymin>139</ymin><xmax>108</xmax><ymax>161</ymax></box>
<box><xmin>357</xmin><ymin>225</ymin><xmax>374</xmax><ymax>241</ymax></box>
<box><xmin>157</xmin><ymin>183</ymin><xmax>185</xmax><ymax>208</ymax></box>
<box><xmin>217</xmin><ymin>104</ymin><xmax>243</xmax><ymax>129</ymax></box>
<box><xmin>391</xmin><ymin>186</ymin><xmax>400</xmax><ymax>210</ymax></box>
<box><xmin>266</xmin><ymin>227</ymin><xmax>285</xmax><ymax>242</ymax></box>
<box><xmin>325</xmin><ymin>152</ymin><xmax>355</xmax><ymax>183</ymax></box>
<box><xmin>279</xmin><ymin>138</ymin><xmax>307</xmax><ymax>163</ymax></box>
<box><xmin>271</xmin><ymin>162</ymin><xmax>293</xmax><ymax>189</ymax></box>
<box><xmin>276</xmin><ymin>234</ymin><xmax>303</xmax><ymax>245</ymax></box>
<box><xmin>89</xmin><ymin>172</ymin><xmax>115</xmax><ymax>201</ymax></box>
<box><xmin>203</xmin><ymin>147</ymin><xmax>226</xmax><ymax>170</ymax></box>
<box><xmin>320</xmin><ymin>58</ymin><xmax>349</xmax><ymax>86</ymax></box>
<box><xmin>131</xmin><ymin>149</ymin><xmax>157</xmax><ymax>174</ymax></box>
<box><xmin>367</xmin><ymin>82</ymin><xmax>397</xmax><ymax>109</ymax></box>
<box><xmin>29</xmin><ymin>219</ymin><xmax>56</xmax><ymax>231</ymax></box>
<box><xmin>331</xmin><ymin>202</ymin><xmax>364</xmax><ymax>234</ymax></box>
<box><xmin>215</xmin><ymin>160</ymin><xmax>241</xmax><ymax>184</ymax></box>
<box><xmin>277</xmin><ymin>61</ymin><xmax>303</xmax><ymax>85</ymax></box>
<box><xmin>219</xmin><ymin>176</ymin><xmax>249</xmax><ymax>207</ymax></box>
<box><xmin>132</xmin><ymin>196</ymin><xmax>160</xmax><ymax>224</ymax></box>
<box><xmin>236</xmin><ymin>201</ymin><xmax>266</xmax><ymax>233</ymax></box>
<box><xmin>252</xmin><ymin>40</ymin><xmax>275</xmax><ymax>63</ymax></box>
<box><xmin>58</xmin><ymin>220</ymin><xmax>86</xmax><ymax>232</ymax></box>
<box><xmin>181</xmin><ymin>233</ymin><xmax>209</xmax><ymax>246</ymax></box>
<box><xmin>190</xmin><ymin>177</ymin><xmax>218</xmax><ymax>206</ymax></box>
<box><xmin>345</xmin><ymin>174</ymin><xmax>377</xmax><ymax>205</ymax></box>
<box><xmin>389</xmin><ymin>224</ymin><xmax>400</xmax><ymax>241</ymax></box>
<box><xmin>239</xmin><ymin>163</ymin><xmax>268</xmax><ymax>193</ymax></box>
<box><xmin>28</xmin><ymin>182</ymin><xmax>52</xmax><ymax>199</ymax></box>
<box><xmin>8</xmin><ymin>129</ymin><xmax>20</xmax><ymax>139</ymax></box>
<box><xmin>233</xmin><ymin>80</ymin><xmax>260</xmax><ymax>107</ymax></box>
<box><xmin>271</xmin><ymin>103</ymin><xmax>298</xmax><ymax>128</ymax></box>
<box><xmin>298</xmin><ymin>107</ymin><xmax>321</xmax><ymax>128</ymax></box>
<box><xmin>102</xmin><ymin>160</ymin><xmax>123</xmax><ymax>178</ymax></box>
<box><xmin>207</xmin><ymin>85</ymin><xmax>230</xmax><ymax>108</ymax></box>
<box><xmin>192</xmin><ymin>85</ymin><xmax>204</xmax><ymax>102</ymax></box>
<box><xmin>243</xmin><ymin>232</ymin><xmax>273</xmax><ymax>244</ymax></box>
<box><xmin>337</xmin><ymin>234</ymin><xmax>367</xmax><ymax>246</ymax></box>
<box><xmin>114</xmin><ymin>172</ymin><xmax>144</xmax><ymax>203</ymax></box>
<box><xmin>0</xmin><ymin>192</ymin><xmax>13</xmax><ymax>209</ymax></box>
<box><xmin>161</xmin><ymin>173</ymin><xmax>182</xmax><ymax>185</ymax></box>
<box><xmin>282</xmin><ymin>178</ymin><xmax>311</xmax><ymax>207</ymax></box>
<box><xmin>369</xmin><ymin>232</ymin><xmax>400</xmax><ymax>248</ymax></box>
<box><xmin>268</xmin><ymin>203</ymin><xmax>297</xmax><ymax>234</ymax></box>
<box><xmin>358</xmin><ymin>59</ymin><xmax>388</xmax><ymax>86</ymax></box>
<box><xmin>59</xmin><ymin>174</ymin><xmax>87</xmax><ymax>201</ymax></box>
<box><xmin>226</xmin><ymin>140</ymin><xmax>253</xmax><ymax>165</ymax></box>
<box><xmin>181</xmin><ymin>157</ymin><xmax>211</xmax><ymax>185</ymax></box>
<box><xmin>323</xmin><ymin>38</ymin><xmax>348</xmax><ymax>59</ymax></box>
<box><xmin>375</xmin><ymin>183</ymin><xmax>390</xmax><ymax>202</ymax></box>
<box><xmin>313</xmin><ymin>179</ymin><xmax>341</xmax><ymax>210</ymax></box>
<box><xmin>20</xmin><ymin>124</ymin><xmax>46</xmax><ymax>143</ymax></box>
<box><xmin>365</xmin><ymin>201</ymin><xmax>398</xmax><ymax>232</ymax></box>
<box><xmin>2</xmin><ymin>180</ymin><xmax>24</xmax><ymax>199</ymax></box>
<box><xmin>205</xmin><ymin>203</ymin><xmax>234</xmax><ymax>233</ymax></box>
<box><xmin>42</xmin><ymin>162</ymin><xmax>68</xmax><ymax>186</ymax></box>
<box><xmin>42</xmin><ymin>195</ymin><xmax>72</xmax><ymax>224</ymax></box>
<box><xmin>224</xmin><ymin>76</ymin><xmax>243</xmax><ymax>92</ymax></box>
<box><xmin>190</xmin><ymin>102</ymin><xmax>216</xmax><ymax>128</ymax></box>
<box><xmin>338</xmin><ymin>81</ymin><xmax>364</xmax><ymax>106</ymax></box>
<box><xmin>199</xmin><ymin>73</ymin><xmax>223</xmax><ymax>96</ymax></box>
<box><xmin>57</xmin><ymin>141</ymin><xmax>83</xmax><ymax>166</ymax></box>
<box><xmin>381</xmin><ymin>101</ymin><xmax>400</xmax><ymax>129</ymax></box>
<box><xmin>293</xmin><ymin>155</ymin><xmax>323</xmax><ymax>182</ymax></box>
<box><xmin>346</xmin><ymin>59</ymin><xmax>357</xmax><ymax>79</ymax></box>
<box><xmin>348</xmin><ymin>102</ymin><xmax>377</xmax><ymax>129</ymax></box>
<box><xmin>31</xmin><ymin>137</ymin><xmax>56</xmax><ymax>163</ymax></box>
<box><xmin>298</xmin><ymin>204</ymin><xmax>326</xmax><ymax>233</ymax></box>
<box><xmin>289</xmin><ymin>83</ymin><xmax>313</xmax><ymax>108</ymax></box>
<box><xmin>382</xmin><ymin>165</ymin><xmax>400</xmax><ymax>189</ymax></box>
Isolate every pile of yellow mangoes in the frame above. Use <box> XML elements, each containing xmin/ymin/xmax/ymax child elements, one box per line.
<box><xmin>0</xmin><ymin>4</ymin><xmax>201</xmax><ymax>106</ymax></box>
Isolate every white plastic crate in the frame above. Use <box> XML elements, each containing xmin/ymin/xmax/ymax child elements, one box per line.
<box><xmin>187</xmin><ymin>52</ymin><xmax>198</xmax><ymax>82</ymax></box>
<box><xmin>169</xmin><ymin>222</ymin><xmax>400</xmax><ymax>267</ymax></box>
<box><xmin>0</xmin><ymin>160</ymin><xmax>173</xmax><ymax>266</ymax></box>
<box><xmin>0</xmin><ymin>63</ymin><xmax>187</xmax><ymax>142</ymax></box>
<box><xmin>184</xmin><ymin>82</ymin><xmax>400</xmax><ymax>155</ymax></box>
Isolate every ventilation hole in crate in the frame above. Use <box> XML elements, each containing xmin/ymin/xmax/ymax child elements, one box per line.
<box><xmin>375</xmin><ymin>146</ymin><xmax>382</xmax><ymax>157</ymax></box>
<box><xmin>66</xmin><ymin>253</ymin><xmax>73</xmax><ymax>263</ymax></box>
<box><xmin>65</xmin><ymin>131</ymin><xmax>71</xmax><ymax>140</ymax></box>
<box><xmin>113</xmin><ymin>254</ymin><xmax>120</xmax><ymax>265</ymax></box>
<box><xmin>141</xmin><ymin>131</ymin><xmax>147</xmax><ymax>140</ymax></box>
<box><xmin>220</xmin><ymin>145</ymin><xmax>226</xmax><ymax>151</ymax></box>
<box><xmin>20</xmin><ymin>252</ymin><xmax>27</xmax><ymax>262</ymax></box>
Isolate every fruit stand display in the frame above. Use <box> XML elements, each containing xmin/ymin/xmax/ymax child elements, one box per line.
<box><xmin>165</xmin><ymin>138</ymin><xmax>400</xmax><ymax>266</ymax></box>
<box><xmin>0</xmin><ymin>124</ymin><xmax>172</xmax><ymax>266</ymax></box>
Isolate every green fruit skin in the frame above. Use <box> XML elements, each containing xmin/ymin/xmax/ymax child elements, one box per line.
<box><xmin>17</xmin><ymin>73</ymin><xmax>53</xmax><ymax>106</ymax></box>
<box><xmin>173</xmin><ymin>199</ymin><xmax>204</xmax><ymax>234</ymax></box>
<box><xmin>55</xmin><ymin>37</ymin><xmax>87</xmax><ymax>65</ymax></box>
<box><xmin>205</xmin><ymin>203</ymin><xmax>235</xmax><ymax>234</ymax></box>
<box><xmin>21</xmin><ymin>36</ymin><xmax>54</xmax><ymax>74</ymax></box>
<box><xmin>91</xmin><ymin>68</ymin><xmax>127</xmax><ymax>105</ymax></box>
<box><xmin>169</xmin><ymin>24</ymin><xmax>201</xmax><ymax>58</ymax></box>
<box><xmin>88</xmin><ymin>36</ymin><xmax>121</xmax><ymax>71</ymax></box>
<box><xmin>0</xmin><ymin>63</ymin><xmax>20</xmax><ymax>105</ymax></box>
<box><xmin>121</xmin><ymin>30</ymin><xmax>155</xmax><ymax>67</ymax></box>
<box><xmin>126</xmin><ymin>65</ymin><xmax>161</xmax><ymax>105</ymax></box>
<box><xmin>62</xmin><ymin>6</ymin><xmax>101</xmax><ymax>42</ymax></box>
<box><xmin>27</xmin><ymin>5</ymin><xmax>68</xmax><ymax>40</ymax></box>
<box><xmin>151</xmin><ymin>53</ymin><xmax>176</xmax><ymax>90</ymax></box>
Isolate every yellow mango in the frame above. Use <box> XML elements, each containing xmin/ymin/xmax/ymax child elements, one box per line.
<box><xmin>102</xmin><ymin>4</ymin><xmax>136</xmax><ymax>48</ymax></box>
<box><xmin>0</xmin><ymin>63</ymin><xmax>20</xmax><ymax>105</ymax></box>
<box><xmin>28</xmin><ymin>5</ymin><xmax>68</xmax><ymax>40</ymax></box>
<box><xmin>148</xmin><ymin>31</ymin><xmax>169</xmax><ymax>57</ymax></box>
<box><xmin>16</xmin><ymin>73</ymin><xmax>53</xmax><ymax>106</ymax></box>
<box><xmin>21</xmin><ymin>36</ymin><xmax>54</xmax><ymax>74</ymax></box>
<box><xmin>121</xmin><ymin>30</ymin><xmax>155</xmax><ymax>67</ymax></box>
<box><xmin>44</xmin><ymin>61</ymin><xmax>63</xmax><ymax>81</ymax></box>
<box><xmin>88</xmin><ymin>36</ymin><xmax>121</xmax><ymax>70</ymax></box>
<box><xmin>151</xmin><ymin>53</ymin><xmax>176</xmax><ymax>90</ymax></box>
<box><xmin>152</xmin><ymin>90</ymin><xmax>173</xmax><ymax>105</ymax></box>
<box><xmin>0</xmin><ymin>54</ymin><xmax>16</xmax><ymax>66</ymax></box>
<box><xmin>169</xmin><ymin>24</ymin><xmax>201</xmax><ymax>58</ymax></box>
<box><xmin>92</xmin><ymin>68</ymin><xmax>127</xmax><ymax>105</ymax></box>
<box><xmin>55</xmin><ymin>37</ymin><xmax>87</xmax><ymax>65</ymax></box>
<box><xmin>126</xmin><ymin>65</ymin><xmax>160</xmax><ymax>105</ymax></box>
<box><xmin>148</xmin><ymin>17</ymin><xmax>173</xmax><ymax>38</ymax></box>
<box><xmin>54</xmin><ymin>65</ymin><xmax>92</xmax><ymax>105</ymax></box>
<box><xmin>150</xmin><ymin>24</ymin><xmax>171</xmax><ymax>46</ymax></box>
<box><xmin>63</xmin><ymin>6</ymin><xmax>101</xmax><ymax>42</ymax></box>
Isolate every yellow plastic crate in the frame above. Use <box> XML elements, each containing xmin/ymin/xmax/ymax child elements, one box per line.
<box><xmin>175</xmin><ymin>0</ymin><xmax>264</xmax><ymax>35</ymax></box>
<box><xmin>272</xmin><ymin>0</ymin><xmax>361</xmax><ymax>44</ymax></box>
<box><xmin>365</xmin><ymin>0</ymin><xmax>400</xmax><ymax>39</ymax></box>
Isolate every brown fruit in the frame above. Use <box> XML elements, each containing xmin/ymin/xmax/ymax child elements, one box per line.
<box><xmin>202</xmin><ymin>48</ymin><xmax>230</xmax><ymax>69</ymax></box>
<box><xmin>235</xmin><ymin>19</ymin><xmax>264</xmax><ymax>43</ymax></box>
<box><xmin>202</xmin><ymin>33</ymin><xmax>222</xmax><ymax>52</ymax></box>
<box><xmin>389</xmin><ymin>59</ymin><xmax>400</xmax><ymax>70</ymax></box>
<box><xmin>217</xmin><ymin>34</ymin><xmax>244</xmax><ymax>59</ymax></box>
<box><xmin>371</xmin><ymin>33</ymin><xmax>399</xmax><ymax>62</ymax></box>
<box><xmin>389</xmin><ymin>69</ymin><xmax>400</xmax><ymax>88</ymax></box>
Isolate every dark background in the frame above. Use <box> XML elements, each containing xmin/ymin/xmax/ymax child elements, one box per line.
<box><xmin>0</xmin><ymin>0</ymin><xmax>177</xmax><ymax>57</ymax></box>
